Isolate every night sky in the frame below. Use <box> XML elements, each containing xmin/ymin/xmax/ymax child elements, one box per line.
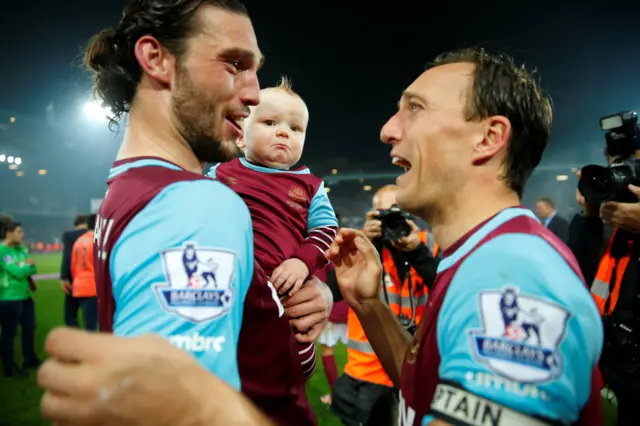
<box><xmin>1</xmin><ymin>0</ymin><xmax>640</xmax><ymax>211</ymax></box>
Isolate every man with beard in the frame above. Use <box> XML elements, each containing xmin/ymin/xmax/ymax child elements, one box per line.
<box><xmin>38</xmin><ymin>1</ymin><xmax>330</xmax><ymax>425</ymax></box>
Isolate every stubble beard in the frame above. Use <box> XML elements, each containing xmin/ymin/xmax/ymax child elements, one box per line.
<box><xmin>172</xmin><ymin>62</ymin><xmax>239</xmax><ymax>164</ymax></box>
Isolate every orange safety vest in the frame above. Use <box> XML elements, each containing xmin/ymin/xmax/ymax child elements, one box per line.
<box><xmin>590</xmin><ymin>228</ymin><xmax>633</xmax><ymax>316</ymax></box>
<box><xmin>344</xmin><ymin>230</ymin><xmax>438</xmax><ymax>387</ymax></box>
<box><xmin>70</xmin><ymin>231</ymin><xmax>97</xmax><ymax>298</ymax></box>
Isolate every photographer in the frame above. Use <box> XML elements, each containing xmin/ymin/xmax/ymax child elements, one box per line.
<box><xmin>569</xmin><ymin>111</ymin><xmax>640</xmax><ymax>426</ymax></box>
<box><xmin>330</xmin><ymin>185</ymin><xmax>440</xmax><ymax>426</ymax></box>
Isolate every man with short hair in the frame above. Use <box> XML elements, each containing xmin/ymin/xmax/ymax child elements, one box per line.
<box><xmin>536</xmin><ymin>197</ymin><xmax>570</xmax><ymax>243</ymax></box>
<box><xmin>0</xmin><ymin>221</ymin><xmax>39</xmax><ymax>377</ymax></box>
<box><xmin>329</xmin><ymin>49</ymin><xmax>604</xmax><ymax>426</ymax></box>
<box><xmin>38</xmin><ymin>1</ymin><xmax>329</xmax><ymax>425</ymax></box>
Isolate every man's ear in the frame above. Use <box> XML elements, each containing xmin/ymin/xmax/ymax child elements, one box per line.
<box><xmin>472</xmin><ymin>115</ymin><xmax>511</xmax><ymax>165</ymax></box>
<box><xmin>134</xmin><ymin>35</ymin><xmax>174</xmax><ymax>86</ymax></box>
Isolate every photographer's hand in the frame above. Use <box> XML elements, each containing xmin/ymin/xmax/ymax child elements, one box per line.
<box><xmin>576</xmin><ymin>170</ymin><xmax>599</xmax><ymax>217</ymax></box>
<box><xmin>363</xmin><ymin>210</ymin><xmax>382</xmax><ymax>241</ymax></box>
<box><xmin>599</xmin><ymin>184</ymin><xmax>640</xmax><ymax>233</ymax></box>
<box><xmin>391</xmin><ymin>220</ymin><xmax>421</xmax><ymax>252</ymax></box>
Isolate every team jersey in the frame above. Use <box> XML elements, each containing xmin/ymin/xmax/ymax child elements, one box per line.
<box><xmin>94</xmin><ymin>157</ymin><xmax>254</xmax><ymax>390</ymax></box>
<box><xmin>70</xmin><ymin>230</ymin><xmax>96</xmax><ymax>298</ymax></box>
<box><xmin>208</xmin><ymin>157</ymin><xmax>338</xmax><ymax>277</ymax></box>
<box><xmin>397</xmin><ymin>207</ymin><xmax>604</xmax><ymax>426</ymax></box>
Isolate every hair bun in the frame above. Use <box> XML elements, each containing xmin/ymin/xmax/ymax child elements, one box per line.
<box><xmin>84</xmin><ymin>28</ymin><xmax>120</xmax><ymax>72</ymax></box>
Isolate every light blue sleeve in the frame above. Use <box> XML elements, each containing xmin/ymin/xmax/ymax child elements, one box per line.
<box><xmin>110</xmin><ymin>179</ymin><xmax>253</xmax><ymax>391</ymax></box>
<box><xmin>308</xmin><ymin>181</ymin><xmax>338</xmax><ymax>230</ymax></box>
<box><xmin>206</xmin><ymin>164</ymin><xmax>220</xmax><ymax>179</ymax></box>
<box><xmin>432</xmin><ymin>234</ymin><xmax>603</xmax><ymax>425</ymax></box>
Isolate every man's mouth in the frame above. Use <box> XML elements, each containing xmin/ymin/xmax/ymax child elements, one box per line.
<box><xmin>225</xmin><ymin>116</ymin><xmax>244</xmax><ymax>132</ymax></box>
<box><xmin>392</xmin><ymin>156</ymin><xmax>411</xmax><ymax>172</ymax></box>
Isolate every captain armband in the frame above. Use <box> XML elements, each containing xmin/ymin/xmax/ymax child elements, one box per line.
<box><xmin>429</xmin><ymin>382</ymin><xmax>560</xmax><ymax>426</ymax></box>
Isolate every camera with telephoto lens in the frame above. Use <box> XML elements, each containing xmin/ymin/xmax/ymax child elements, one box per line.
<box><xmin>579</xmin><ymin>111</ymin><xmax>640</xmax><ymax>204</ymax></box>
<box><xmin>377</xmin><ymin>204</ymin><xmax>412</xmax><ymax>241</ymax></box>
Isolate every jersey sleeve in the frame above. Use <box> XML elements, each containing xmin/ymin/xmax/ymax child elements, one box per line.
<box><xmin>429</xmin><ymin>233</ymin><xmax>603</xmax><ymax>426</ymax></box>
<box><xmin>292</xmin><ymin>181</ymin><xmax>339</xmax><ymax>274</ymax></box>
<box><xmin>110</xmin><ymin>179</ymin><xmax>253</xmax><ymax>391</ymax></box>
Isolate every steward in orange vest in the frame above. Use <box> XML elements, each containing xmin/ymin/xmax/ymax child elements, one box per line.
<box><xmin>590</xmin><ymin>227</ymin><xmax>634</xmax><ymax>318</ymax></box>
<box><xmin>331</xmin><ymin>227</ymin><xmax>439</xmax><ymax>426</ymax></box>
<box><xmin>70</xmin><ymin>231</ymin><xmax>97</xmax><ymax>298</ymax></box>
<box><xmin>344</xmin><ymin>230</ymin><xmax>438</xmax><ymax>387</ymax></box>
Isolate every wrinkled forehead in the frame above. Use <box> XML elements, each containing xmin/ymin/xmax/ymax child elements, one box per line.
<box><xmin>251</xmin><ymin>90</ymin><xmax>309</xmax><ymax>122</ymax></box>
<box><xmin>402</xmin><ymin>62</ymin><xmax>475</xmax><ymax>110</ymax></box>
<box><xmin>194</xmin><ymin>6</ymin><xmax>263</xmax><ymax>66</ymax></box>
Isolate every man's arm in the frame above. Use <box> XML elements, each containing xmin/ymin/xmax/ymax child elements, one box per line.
<box><xmin>0</xmin><ymin>248</ymin><xmax>36</xmax><ymax>280</ymax></box>
<box><xmin>355</xmin><ymin>297</ymin><xmax>412</xmax><ymax>387</ymax></box>
<box><xmin>60</xmin><ymin>231</ymin><xmax>75</xmax><ymax>282</ymax></box>
<box><xmin>110</xmin><ymin>180</ymin><xmax>254</xmax><ymax>390</ymax></box>
<box><xmin>424</xmin><ymin>233</ymin><xmax>603</xmax><ymax>426</ymax></box>
<box><xmin>568</xmin><ymin>213</ymin><xmax>604</xmax><ymax>284</ymax></box>
<box><xmin>293</xmin><ymin>182</ymin><xmax>339</xmax><ymax>274</ymax></box>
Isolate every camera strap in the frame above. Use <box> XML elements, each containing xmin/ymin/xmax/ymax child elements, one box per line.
<box><xmin>381</xmin><ymin>244</ymin><xmax>416</xmax><ymax>328</ymax></box>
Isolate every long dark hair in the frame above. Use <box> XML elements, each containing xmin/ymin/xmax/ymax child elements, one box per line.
<box><xmin>83</xmin><ymin>0</ymin><xmax>248</xmax><ymax>129</ymax></box>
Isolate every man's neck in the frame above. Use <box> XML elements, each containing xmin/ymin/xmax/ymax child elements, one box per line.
<box><xmin>116</xmin><ymin>95</ymin><xmax>203</xmax><ymax>175</ymax></box>
<box><xmin>427</xmin><ymin>185</ymin><xmax>520</xmax><ymax>252</ymax></box>
<box><xmin>3</xmin><ymin>239</ymin><xmax>14</xmax><ymax>247</ymax></box>
<box><xmin>75</xmin><ymin>225</ymin><xmax>88</xmax><ymax>231</ymax></box>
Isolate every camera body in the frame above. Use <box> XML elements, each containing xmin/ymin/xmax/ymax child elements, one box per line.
<box><xmin>579</xmin><ymin>111</ymin><xmax>640</xmax><ymax>204</ymax></box>
<box><xmin>377</xmin><ymin>204</ymin><xmax>412</xmax><ymax>241</ymax></box>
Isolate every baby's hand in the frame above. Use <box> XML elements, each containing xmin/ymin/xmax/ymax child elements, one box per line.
<box><xmin>270</xmin><ymin>258</ymin><xmax>309</xmax><ymax>296</ymax></box>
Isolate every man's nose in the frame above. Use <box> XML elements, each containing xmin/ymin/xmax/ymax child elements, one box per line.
<box><xmin>239</xmin><ymin>73</ymin><xmax>261</xmax><ymax>107</ymax></box>
<box><xmin>380</xmin><ymin>113</ymin><xmax>402</xmax><ymax>145</ymax></box>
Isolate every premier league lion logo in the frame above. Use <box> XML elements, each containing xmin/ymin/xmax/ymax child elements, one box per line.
<box><xmin>469</xmin><ymin>286</ymin><xmax>570</xmax><ymax>383</ymax></box>
<box><xmin>154</xmin><ymin>242</ymin><xmax>235</xmax><ymax>323</ymax></box>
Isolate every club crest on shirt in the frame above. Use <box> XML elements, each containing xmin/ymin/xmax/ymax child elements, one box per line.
<box><xmin>288</xmin><ymin>184</ymin><xmax>308</xmax><ymax>204</ymax></box>
<box><xmin>468</xmin><ymin>286</ymin><xmax>570</xmax><ymax>383</ymax></box>
<box><xmin>153</xmin><ymin>242</ymin><xmax>235</xmax><ymax>323</ymax></box>
<box><xmin>224</xmin><ymin>176</ymin><xmax>237</xmax><ymax>186</ymax></box>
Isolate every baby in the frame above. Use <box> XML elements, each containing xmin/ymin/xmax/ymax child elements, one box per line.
<box><xmin>208</xmin><ymin>77</ymin><xmax>338</xmax><ymax>297</ymax></box>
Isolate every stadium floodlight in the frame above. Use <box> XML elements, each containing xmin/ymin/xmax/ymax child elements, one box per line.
<box><xmin>0</xmin><ymin>154</ymin><xmax>5</xmax><ymax>162</ymax></box>
<box><xmin>14</xmin><ymin>157</ymin><xmax>21</xmax><ymax>165</ymax></box>
<box><xmin>83</xmin><ymin>100</ymin><xmax>110</xmax><ymax>122</ymax></box>
<box><xmin>7</xmin><ymin>156</ymin><xmax>14</xmax><ymax>164</ymax></box>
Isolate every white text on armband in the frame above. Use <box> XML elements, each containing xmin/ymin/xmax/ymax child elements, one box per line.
<box><xmin>430</xmin><ymin>383</ymin><xmax>552</xmax><ymax>426</ymax></box>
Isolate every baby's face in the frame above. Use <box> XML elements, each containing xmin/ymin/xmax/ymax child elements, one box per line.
<box><xmin>239</xmin><ymin>89</ymin><xmax>309</xmax><ymax>169</ymax></box>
